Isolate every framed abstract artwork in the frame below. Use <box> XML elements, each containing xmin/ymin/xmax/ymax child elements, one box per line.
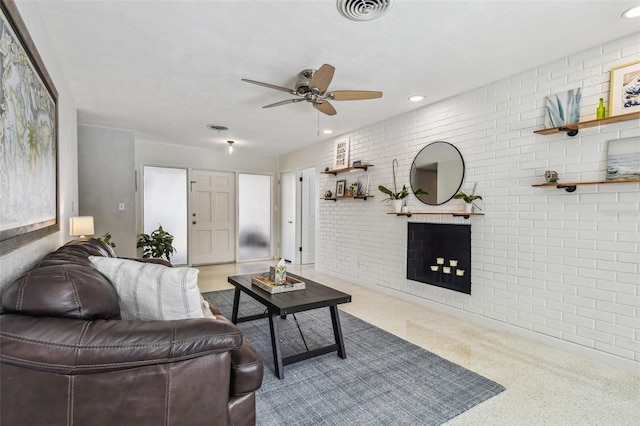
<box><xmin>544</xmin><ymin>88</ymin><xmax>582</xmax><ymax>129</ymax></box>
<box><xmin>0</xmin><ymin>0</ymin><xmax>59</xmax><ymax>255</ymax></box>
<box><xmin>609</xmin><ymin>60</ymin><xmax>640</xmax><ymax>117</ymax></box>
<box><xmin>335</xmin><ymin>180</ymin><xmax>346</xmax><ymax>197</ymax></box>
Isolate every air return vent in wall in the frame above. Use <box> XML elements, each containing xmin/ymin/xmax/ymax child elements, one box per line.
<box><xmin>336</xmin><ymin>0</ymin><xmax>394</xmax><ymax>21</ymax></box>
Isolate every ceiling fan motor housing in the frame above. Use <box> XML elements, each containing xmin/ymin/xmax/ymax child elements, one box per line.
<box><xmin>295</xmin><ymin>69</ymin><xmax>316</xmax><ymax>95</ymax></box>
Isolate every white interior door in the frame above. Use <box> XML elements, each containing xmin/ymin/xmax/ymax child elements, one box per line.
<box><xmin>300</xmin><ymin>167</ymin><xmax>315</xmax><ymax>264</ymax></box>
<box><xmin>189</xmin><ymin>170</ymin><xmax>235</xmax><ymax>265</ymax></box>
<box><xmin>280</xmin><ymin>171</ymin><xmax>295</xmax><ymax>263</ymax></box>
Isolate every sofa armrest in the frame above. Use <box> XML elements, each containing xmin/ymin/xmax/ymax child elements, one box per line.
<box><xmin>230</xmin><ymin>336</ymin><xmax>264</xmax><ymax>396</ymax></box>
<box><xmin>0</xmin><ymin>314</ymin><xmax>243</xmax><ymax>375</ymax></box>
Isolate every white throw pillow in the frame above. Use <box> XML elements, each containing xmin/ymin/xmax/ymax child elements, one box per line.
<box><xmin>89</xmin><ymin>256</ymin><xmax>204</xmax><ymax>321</ymax></box>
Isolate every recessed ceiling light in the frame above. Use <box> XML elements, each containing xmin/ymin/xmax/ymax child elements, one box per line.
<box><xmin>622</xmin><ymin>5</ymin><xmax>640</xmax><ymax>18</ymax></box>
<box><xmin>323</xmin><ymin>129</ymin><xmax>333</xmax><ymax>134</ymax></box>
<box><xmin>408</xmin><ymin>95</ymin><xmax>425</xmax><ymax>102</ymax></box>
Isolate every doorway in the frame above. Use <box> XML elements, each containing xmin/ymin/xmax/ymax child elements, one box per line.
<box><xmin>300</xmin><ymin>167</ymin><xmax>316</xmax><ymax>264</ymax></box>
<box><xmin>280</xmin><ymin>171</ymin><xmax>296</xmax><ymax>263</ymax></box>
<box><xmin>189</xmin><ymin>170</ymin><xmax>235</xmax><ymax>265</ymax></box>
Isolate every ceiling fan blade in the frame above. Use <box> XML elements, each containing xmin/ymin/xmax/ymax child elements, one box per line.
<box><xmin>313</xmin><ymin>100</ymin><xmax>337</xmax><ymax>116</ymax></box>
<box><xmin>263</xmin><ymin>98</ymin><xmax>305</xmax><ymax>108</ymax></box>
<box><xmin>242</xmin><ymin>78</ymin><xmax>294</xmax><ymax>94</ymax></box>
<box><xmin>309</xmin><ymin>64</ymin><xmax>335</xmax><ymax>93</ymax></box>
<box><xmin>330</xmin><ymin>90</ymin><xmax>383</xmax><ymax>101</ymax></box>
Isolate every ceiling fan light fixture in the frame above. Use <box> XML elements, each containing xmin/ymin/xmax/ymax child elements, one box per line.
<box><xmin>409</xmin><ymin>95</ymin><xmax>425</xmax><ymax>102</ymax></box>
<box><xmin>337</xmin><ymin>0</ymin><xmax>394</xmax><ymax>21</ymax></box>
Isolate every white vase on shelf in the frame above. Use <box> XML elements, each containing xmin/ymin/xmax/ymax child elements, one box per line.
<box><xmin>392</xmin><ymin>199</ymin><xmax>403</xmax><ymax>213</ymax></box>
<box><xmin>464</xmin><ymin>203</ymin><xmax>473</xmax><ymax>214</ymax></box>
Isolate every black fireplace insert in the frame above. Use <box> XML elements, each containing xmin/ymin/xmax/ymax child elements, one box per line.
<box><xmin>407</xmin><ymin>222</ymin><xmax>471</xmax><ymax>294</ymax></box>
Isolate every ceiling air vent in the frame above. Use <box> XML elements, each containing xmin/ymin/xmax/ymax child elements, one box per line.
<box><xmin>337</xmin><ymin>0</ymin><xmax>394</xmax><ymax>21</ymax></box>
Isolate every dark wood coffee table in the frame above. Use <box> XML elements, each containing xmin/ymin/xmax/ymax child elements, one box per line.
<box><xmin>227</xmin><ymin>272</ymin><xmax>352</xmax><ymax>379</ymax></box>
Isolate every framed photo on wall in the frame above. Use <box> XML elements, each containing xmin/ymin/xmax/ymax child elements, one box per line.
<box><xmin>609</xmin><ymin>60</ymin><xmax>640</xmax><ymax>117</ymax></box>
<box><xmin>336</xmin><ymin>180</ymin><xmax>346</xmax><ymax>197</ymax></box>
<box><xmin>0</xmin><ymin>1</ymin><xmax>59</xmax><ymax>255</ymax></box>
<box><xmin>333</xmin><ymin>138</ymin><xmax>350</xmax><ymax>170</ymax></box>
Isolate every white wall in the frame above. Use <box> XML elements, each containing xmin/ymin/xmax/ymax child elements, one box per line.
<box><xmin>0</xmin><ymin>1</ymin><xmax>78</xmax><ymax>289</ymax></box>
<box><xmin>78</xmin><ymin>125</ymin><xmax>136</xmax><ymax>257</ymax></box>
<box><xmin>284</xmin><ymin>33</ymin><xmax>640</xmax><ymax>369</ymax></box>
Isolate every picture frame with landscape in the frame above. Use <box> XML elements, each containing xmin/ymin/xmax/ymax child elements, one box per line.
<box><xmin>0</xmin><ymin>2</ymin><xmax>59</xmax><ymax>255</ymax></box>
<box><xmin>606</xmin><ymin>136</ymin><xmax>640</xmax><ymax>182</ymax></box>
<box><xmin>608</xmin><ymin>60</ymin><xmax>640</xmax><ymax>117</ymax></box>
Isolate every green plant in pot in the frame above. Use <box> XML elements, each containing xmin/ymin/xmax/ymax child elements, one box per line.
<box><xmin>136</xmin><ymin>225</ymin><xmax>176</xmax><ymax>261</ymax></box>
<box><xmin>379</xmin><ymin>159</ymin><xmax>427</xmax><ymax>212</ymax></box>
<box><xmin>454</xmin><ymin>190</ymin><xmax>482</xmax><ymax>213</ymax></box>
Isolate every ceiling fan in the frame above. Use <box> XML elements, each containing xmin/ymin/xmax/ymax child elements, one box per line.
<box><xmin>241</xmin><ymin>64</ymin><xmax>382</xmax><ymax>116</ymax></box>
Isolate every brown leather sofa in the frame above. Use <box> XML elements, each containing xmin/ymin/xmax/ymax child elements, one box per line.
<box><xmin>0</xmin><ymin>238</ymin><xmax>263</xmax><ymax>426</ymax></box>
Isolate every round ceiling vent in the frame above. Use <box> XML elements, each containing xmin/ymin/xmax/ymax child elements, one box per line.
<box><xmin>336</xmin><ymin>0</ymin><xmax>394</xmax><ymax>21</ymax></box>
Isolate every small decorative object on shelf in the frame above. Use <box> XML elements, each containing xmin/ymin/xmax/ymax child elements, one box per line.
<box><xmin>596</xmin><ymin>98</ymin><xmax>606</xmax><ymax>119</ymax></box>
<box><xmin>352</xmin><ymin>160</ymin><xmax>362</xmax><ymax>167</ymax></box>
<box><xmin>544</xmin><ymin>170</ymin><xmax>559</xmax><ymax>183</ymax></box>
<box><xmin>324</xmin><ymin>190</ymin><xmax>333</xmax><ymax>198</ymax></box>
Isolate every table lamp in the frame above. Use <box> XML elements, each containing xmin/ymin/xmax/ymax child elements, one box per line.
<box><xmin>69</xmin><ymin>216</ymin><xmax>94</xmax><ymax>238</ymax></box>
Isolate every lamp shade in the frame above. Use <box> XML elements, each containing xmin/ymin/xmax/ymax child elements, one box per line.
<box><xmin>69</xmin><ymin>216</ymin><xmax>94</xmax><ymax>237</ymax></box>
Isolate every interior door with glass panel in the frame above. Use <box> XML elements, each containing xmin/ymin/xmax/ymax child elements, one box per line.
<box><xmin>300</xmin><ymin>167</ymin><xmax>315</xmax><ymax>264</ymax></box>
<box><xmin>238</xmin><ymin>173</ymin><xmax>272</xmax><ymax>261</ymax></box>
<box><xmin>142</xmin><ymin>166</ymin><xmax>188</xmax><ymax>265</ymax></box>
<box><xmin>189</xmin><ymin>170</ymin><xmax>235</xmax><ymax>265</ymax></box>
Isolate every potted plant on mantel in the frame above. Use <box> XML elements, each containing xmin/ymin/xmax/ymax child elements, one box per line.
<box><xmin>454</xmin><ymin>184</ymin><xmax>482</xmax><ymax>214</ymax></box>
<box><xmin>379</xmin><ymin>159</ymin><xmax>428</xmax><ymax>212</ymax></box>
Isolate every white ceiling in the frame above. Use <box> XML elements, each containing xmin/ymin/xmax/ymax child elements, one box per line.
<box><xmin>30</xmin><ymin>0</ymin><xmax>640</xmax><ymax>157</ymax></box>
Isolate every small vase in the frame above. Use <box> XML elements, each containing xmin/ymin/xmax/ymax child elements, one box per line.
<box><xmin>464</xmin><ymin>203</ymin><xmax>473</xmax><ymax>214</ymax></box>
<box><xmin>393</xmin><ymin>199</ymin><xmax>403</xmax><ymax>213</ymax></box>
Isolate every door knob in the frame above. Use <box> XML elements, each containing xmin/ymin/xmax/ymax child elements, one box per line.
<box><xmin>192</xmin><ymin>221</ymin><xmax>197</xmax><ymax>225</ymax></box>
<box><xmin>192</xmin><ymin>213</ymin><xmax>196</xmax><ymax>217</ymax></box>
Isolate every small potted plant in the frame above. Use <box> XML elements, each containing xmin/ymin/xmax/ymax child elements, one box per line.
<box><xmin>136</xmin><ymin>225</ymin><xmax>176</xmax><ymax>262</ymax></box>
<box><xmin>454</xmin><ymin>191</ymin><xmax>482</xmax><ymax>213</ymax></box>
<box><xmin>378</xmin><ymin>184</ymin><xmax>409</xmax><ymax>212</ymax></box>
<box><xmin>349</xmin><ymin>182</ymin><xmax>359</xmax><ymax>197</ymax></box>
<box><xmin>96</xmin><ymin>232</ymin><xmax>116</xmax><ymax>248</ymax></box>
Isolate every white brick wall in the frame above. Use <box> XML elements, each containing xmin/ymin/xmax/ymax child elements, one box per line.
<box><xmin>316</xmin><ymin>33</ymin><xmax>640</xmax><ymax>365</ymax></box>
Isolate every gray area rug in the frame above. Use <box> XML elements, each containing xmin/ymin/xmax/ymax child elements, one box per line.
<box><xmin>203</xmin><ymin>290</ymin><xmax>505</xmax><ymax>425</ymax></box>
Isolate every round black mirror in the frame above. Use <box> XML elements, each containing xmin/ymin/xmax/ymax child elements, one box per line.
<box><xmin>410</xmin><ymin>141</ymin><xmax>465</xmax><ymax>205</ymax></box>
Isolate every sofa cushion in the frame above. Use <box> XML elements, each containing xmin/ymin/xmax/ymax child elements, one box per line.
<box><xmin>89</xmin><ymin>256</ymin><xmax>204</xmax><ymax>321</ymax></box>
<box><xmin>1</xmin><ymin>264</ymin><xmax>121</xmax><ymax>320</ymax></box>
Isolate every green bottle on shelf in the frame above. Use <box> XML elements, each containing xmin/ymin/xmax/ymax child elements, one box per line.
<box><xmin>596</xmin><ymin>98</ymin><xmax>606</xmax><ymax>119</ymax></box>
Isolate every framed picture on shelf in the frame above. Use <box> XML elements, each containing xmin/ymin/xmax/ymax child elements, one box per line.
<box><xmin>335</xmin><ymin>180</ymin><xmax>346</xmax><ymax>197</ymax></box>
<box><xmin>606</xmin><ymin>136</ymin><xmax>640</xmax><ymax>181</ymax></box>
<box><xmin>333</xmin><ymin>138</ymin><xmax>349</xmax><ymax>170</ymax></box>
<box><xmin>356</xmin><ymin>174</ymin><xmax>370</xmax><ymax>196</ymax></box>
<box><xmin>0</xmin><ymin>2</ymin><xmax>59</xmax><ymax>255</ymax></box>
<box><xmin>609</xmin><ymin>60</ymin><xmax>640</xmax><ymax>117</ymax></box>
<box><xmin>544</xmin><ymin>88</ymin><xmax>581</xmax><ymax>129</ymax></box>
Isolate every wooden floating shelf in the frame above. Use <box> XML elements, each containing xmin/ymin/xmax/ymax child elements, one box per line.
<box><xmin>533</xmin><ymin>111</ymin><xmax>640</xmax><ymax>136</ymax></box>
<box><xmin>387</xmin><ymin>211</ymin><xmax>484</xmax><ymax>219</ymax></box>
<box><xmin>322</xmin><ymin>195</ymin><xmax>373</xmax><ymax>201</ymax></box>
<box><xmin>322</xmin><ymin>164</ymin><xmax>374</xmax><ymax>175</ymax></box>
<box><xmin>532</xmin><ymin>179</ymin><xmax>640</xmax><ymax>193</ymax></box>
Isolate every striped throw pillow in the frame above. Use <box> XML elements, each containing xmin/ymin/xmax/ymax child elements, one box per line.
<box><xmin>89</xmin><ymin>256</ymin><xmax>203</xmax><ymax>321</ymax></box>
